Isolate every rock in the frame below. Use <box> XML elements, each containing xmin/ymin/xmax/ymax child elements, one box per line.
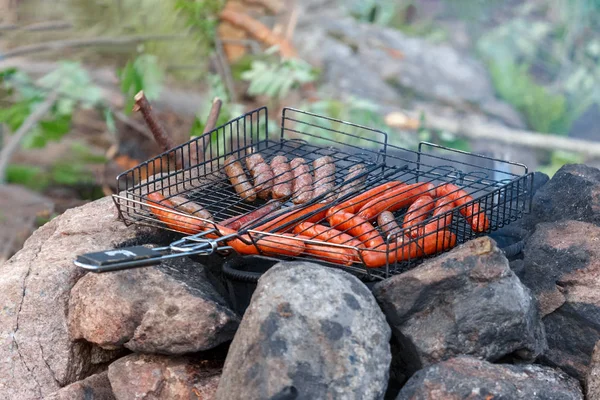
<box><xmin>43</xmin><ymin>372</ymin><xmax>114</xmax><ymax>400</ymax></box>
<box><xmin>519</xmin><ymin>220</ymin><xmax>600</xmax><ymax>380</ymax></box>
<box><xmin>108</xmin><ymin>353</ymin><xmax>221</xmax><ymax>400</ymax></box>
<box><xmin>0</xmin><ymin>196</ymin><xmax>160</xmax><ymax>399</ymax></box>
<box><xmin>586</xmin><ymin>341</ymin><xmax>600</xmax><ymax>400</ymax></box>
<box><xmin>527</xmin><ymin>164</ymin><xmax>600</xmax><ymax>229</ymax></box>
<box><xmin>68</xmin><ymin>257</ymin><xmax>239</xmax><ymax>355</ymax></box>
<box><xmin>373</xmin><ymin>236</ymin><xmax>546</xmax><ymax>375</ymax></box>
<box><xmin>396</xmin><ymin>356</ymin><xmax>583</xmax><ymax>400</ymax></box>
<box><xmin>293</xmin><ymin>14</ymin><xmax>525</xmax><ymax>128</ymax></box>
<box><xmin>215</xmin><ymin>261</ymin><xmax>391</xmax><ymax>400</ymax></box>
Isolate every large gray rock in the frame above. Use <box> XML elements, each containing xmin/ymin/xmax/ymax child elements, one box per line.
<box><xmin>215</xmin><ymin>261</ymin><xmax>391</xmax><ymax>400</ymax></box>
<box><xmin>294</xmin><ymin>13</ymin><xmax>525</xmax><ymax>128</ymax></box>
<box><xmin>586</xmin><ymin>341</ymin><xmax>600</xmax><ymax>400</ymax></box>
<box><xmin>396</xmin><ymin>356</ymin><xmax>583</xmax><ymax>400</ymax></box>
<box><xmin>43</xmin><ymin>372</ymin><xmax>114</xmax><ymax>400</ymax></box>
<box><xmin>108</xmin><ymin>354</ymin><xmax>222</xmax><ymax>400</ymax></box>
<box><xmin>519</xmin><ymin>220</ymin><xmax>600</xmax><ymax>380</ymax></box>
<box><xmin>0</xmin><ymin>196</ymin><xmax>158</xmax><ymax>399</ymax></box>
<box><xmin>373</xmin><ymin>236</ymin><xmax>546</xmax><ymax>375</ymax></box>
<box><xmin>68</xmin><ymin>258</ymin><xmax>239</xmax><ymax>355</ymax></box>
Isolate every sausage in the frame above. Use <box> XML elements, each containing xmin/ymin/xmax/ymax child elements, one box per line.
<box><xmin>435</xmin><ymin>183</ymin><xmax>490</xmax><ymax>232</ymax></box>
<box><xmin>357</xmin><ymin>182</ymin><xmax>436</xmax><ymax>221</ymax></box>
<box><xmin>423</xmin><ymin>198</ymin><xmax>455</xmax><ymax>235</ymax></box>
<box><xmin>221</xmin><ymin>199</ymin><xmax>282</xmax><ymax>230</ymax></box>
<box><xmin>146</xmin><ymin>192</ymin><xmax>208</xmax><ymax>234</ymax></box>
<box><xmin>293</xmin><ymin>222</ymin><xmax>363</xmax><ymax>248</ymax></box>
<box><xmin>302</xmin><ymin>242</ymin><xmax>356</xmax><ymax>266</ymax></box>
<box><xmin>290</xmin><ymin>157</ymin><xmax>313</xmax><ymax>204</ymax></box>
<box><xmin>403</xmin><ymin>195</ymin><xmax>435</xmax><ymax>238</ymax></box>
<box><xmin>377</xmin><ymin>211</ymin><xmax>402</xmax><ymax>240</ymax></box>
<box><xmin>167</xmin><ymin>195</ymin><xmax>213</xmax><ymax>221</ymax></box>
<box><xmin>312</xmin><ymin>156</ymin><xmax>336</xmax><ymax>202</ymax></box>
<box><xmin>327</xmin><ymin>210</ymin><xmax>384</xmax><ymax>248</ymax></box>
<box><xmin>256</xmin><ymin>203</ymin><xmax>329</xmax><ymax>233</ymax></box>
<box><xmin>245</xmin><ymin>153</ymin><xmax>274</xmax><ymax>200</ymax></box>
<box><xmin>360</xmin><ymin>230</ymin><xmax>456</xmax><ymax>268</ymax></box>
<box><xmin>224</xmin><ymin>155</ymin><xmax>257</xmax><ymax>202</ymax></box>
<box><xmin>327</xmin><ymin>180</ymin><xmax>405</xmax><ymax>217</ymax></box>
<box><xmin>336</xmin><ymin>163</ymin><xmax>367</xmax><ymax>200</ymax></box>
<box><xmin>270</xmin><ymin>155</ymin><xmax>293</xmax><ymax>200</ymax></box>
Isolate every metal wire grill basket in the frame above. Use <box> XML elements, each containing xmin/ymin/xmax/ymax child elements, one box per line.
<box><xmin>106</xmin><ymin>106</ymin><xmax>533</xmax><ymax>280</ymax></box>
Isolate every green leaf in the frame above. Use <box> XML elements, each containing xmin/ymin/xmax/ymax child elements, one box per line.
<box><xmin>39</xmin><ymin>114</ymin><xmax>72</xmax><ymax>141</ymax></box>
<box><xmin>6</xmin><ymin>164</ymin><xmax>50</xmax><ymax>191</ymax></box>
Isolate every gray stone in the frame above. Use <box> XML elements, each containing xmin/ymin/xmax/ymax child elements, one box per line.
<box><xmin>396</xmin><ymin>356</ymin><xmax>583</xmax><ymax>400</ymax></box>
<box><xmin>68</xmin><ymin>257</ymin><xmax>239</xmax><ymax>355</ymax></box>
<box><xmin>0</xmin><ymin>196</ymin><xmax>158</xmax><ymax>399</ymax></box>
<box><xmin>586</xmin><ymin>341</ymin><xmax>600</xmax><ymax>400</ymax></box>
<box><xmin>43</xmin><ymin>372</ymin><xmax>114</xmax><ymax>400</ymax></box>
<box><xmin>519</xmin><ymin>220</ymin><xmax>600</xmax><ymax>380</ymax></box>
<box><xmin>215</xmin><ymin>261</ymin><xmax>391</xmax><ymax>400</ymax></box>
<box><xmin>108</xmin><ymin>354</ymin><xmax>221</xmax><ymax>400</ymax></box>
<box><xmin>373</xmin><ymin>236</ymin><xmax>546</xmax><ymax>375</ymax></box>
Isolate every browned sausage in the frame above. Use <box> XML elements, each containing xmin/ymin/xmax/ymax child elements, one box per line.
<box><xmin>224</xmin><ymin>155</ymin><xmax>256</xmax><ymax>202</ymax></box>
<box><xmin>245</xmin><ymin>153</ymin><xmax>274</xmax><ymax>200</ymax></box>
<box><xmin>290</xmin><ymin>157</ymin><xmax>314</xmax><ymax>204</ymax></box>
<box><xmin>377</xmin><ymin>211</ymin><xmax>402</xmax><ymax>240</ymax></box>
<box><xmin>168</xmin><ymin>195</ymin><xmax>213</xmax><ymax>221</ymax></box>
<box><xmin>270</xmin><ymin>155</ymin><xmax>293</xmax><ymax>200</ymax></box>
<box><xmin>337</xmin><ymin>163</ymin><xmax>366</xmax><ymax>200</ymax></box>
<box><xmin>312</xmin><ymin>156</ymin><xmax>336</xmax><ymax>202</ymax></box>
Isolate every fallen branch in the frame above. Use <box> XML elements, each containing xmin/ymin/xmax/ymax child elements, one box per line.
<box><xmin>188</xmin><ymin>97</ymin><xmax>223</xmax><ymax>167</ymax></box>
<box><xmin>0</xmin><ymin>20</ymin><xmax>72</xmax><ymax>32</ymax></box>
<box><xmin>0</xmin><ymin>91</ymin><xmax>59</xmax><ymax>183</ymax></box>
<box><xmin>219</xmin><ymin>7</ymin><xmax>297</xmax><ymax>58</ymax></box>
<box><xmin>1</xmin><ymin>34</ymin><xmax>187</xmax><ymax>59</ymax></box>
<box><xmin>133</xmin><ymin>91</ymin><xmax>176</xmax><ymax>153</ymax></box>
<box><xmin>385</xmin><ymin>109</ymin><xmax>600</xmax><ymax>158</ymax></box>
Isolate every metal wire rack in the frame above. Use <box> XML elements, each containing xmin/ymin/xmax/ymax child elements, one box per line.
<box><xmin>82</xmin><ymin>106</ymin><xmax>533</xmax><ymax>280</ymax></box>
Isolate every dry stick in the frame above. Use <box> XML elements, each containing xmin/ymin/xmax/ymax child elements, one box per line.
<box><xmin>0</xmin><ymin>91</ymin><xmax>59</xmax><ymax>183</ymax></box>
<box><xmin>0</xmin><ymin>20</ymin><xmax>72</xmax><ymax>32</ymax></box>
<box><xmin>1</xmin><ymin>34</ymin><xmax>186</xmax><ymax>59</ymax></box>
<box><xmin>189</xmin><ymin>97</ymin><xmax>223</xmax><ymax>167</ymax></box>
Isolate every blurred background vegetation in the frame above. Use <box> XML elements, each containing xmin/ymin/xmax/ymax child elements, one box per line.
<box><xmin>1</xmin><ymin>0</ymin><xmax>599</xmax><ymax>259</ymax></box>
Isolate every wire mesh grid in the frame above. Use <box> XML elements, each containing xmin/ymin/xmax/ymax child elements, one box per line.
<box><xmin>112</xmin><ymin>106</ymin><xmax>534</xmax><ymax>280</ymax></box>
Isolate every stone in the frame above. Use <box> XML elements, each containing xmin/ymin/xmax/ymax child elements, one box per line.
<box><xmin>373</xmin><ymin>236</ymin><xmax>546</xmax><ymax>375</ymax></box>
<box><xmin>43</xmin><ymin>372</ymin><xmax>114</xmax><ymax>400</ymax></box>
<box><xmin>586</xmin><ymin>341</ymin><xmax>600</xmax><ymax>400</ymax></box>
<box><xmin>108</xmin><ymin>354</ymin><xmax>222</xmax><ymax>400</ymax></box>
<box><xmin>527</xmin><ymin>164</ymin><xmax>600</xmax><ymax>229</ymax></box>
<box><xmin>396</xmin><ymin>356</ymin><xmax>583</xmax><ymax>400</ymax></box>
<box><xmin>215</xmin><ymin>261</ymin><xmax>391</xmax><ymax>400</ymax></box>
<box><xmin>519</xmin><ymin>220</ymin><xmax>600</xmax><ymax>380</ymax></box>
<box><xmin>0</xmin><ymin>196</ymin><xmax>160</xmax><ymax>399</ymax></box>
<box><xmin>68</xmin><ymin>257</ymin><xmax>239</xmax><ymax>355</ymax></box>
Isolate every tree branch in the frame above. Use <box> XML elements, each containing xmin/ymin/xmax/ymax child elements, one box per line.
<box><xmin>132</xmin><ymin>90</ymin><xmax>176</xmax><ymax>153</ymax></box>
<box><xmin>0</xmin><ymin>91</ymin><xmax>59</xmax><ymax>183</ymax></box>
<box><xmin>189</xmin><ymin>97</ymin><xmax>223</xmax><ymax>167</ymax></box>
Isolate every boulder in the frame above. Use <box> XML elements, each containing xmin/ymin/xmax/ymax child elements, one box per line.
<box><xmin>396</xmin><ymin>356</ymin><xmax>583</xmax><ymax>400</ymax></box>
<box><xmin>0</xmin><ymin>196</ymin><xmax>159</xmax><ymax>399</ymax></box>
<box><xmin>586</xmin><ymin>341</ymin><xmax>600</xmax><ymax>400</ymax></box>
<box><xmin>68</xmin><ymin>257</ymin><xmax>239</xmax><ymax>355</ymax></box>
<box><xmin>373</xmin><ymin>236</ymin><xmax>546</xmax><ymax>375</ymax></box>
<box><xmin>108</xmin><ymin>354</ymin><xmax>221</xmax><ymax>400</ymax></box>
<box><xmin>519</xmin><ymin>220</ymin><xmax>600</xmax><ymax>379</ymax></box>
<box><xmin>527</xmin><ymin>164</ymin><xmax>600</xmax><ymax>229</ymax></box>
<box><xmin>43</xmin><ymin>372</ymin><xmax>114</xmax><ymax>400</ymax></box>
<box><xmin>215</xmin><ymin>261</ymin><xmax>391</xmax><ymax>400</ymax></box>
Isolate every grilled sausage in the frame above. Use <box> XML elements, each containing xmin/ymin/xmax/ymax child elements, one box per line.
<box><xmin>167</xmin><ymin>195</ymin><xmax>213</xmax><ymax>221</ymax></box>
<box><xmin>221</xmin><ymin>199</ymin><xmax>282</xmax><ymax>230</ymax></box>
<box><xmin>146</xmin><ymin>192</ymin><xmax>208</xmax><ymax>234</ymax></box>
<box><xmin>435</xmin><ymin>183</ymin><xmax>490</xmax><ymax>232</ymax></box>
<box><xmin>336</xmin><ymin>163</ymin><xmax>366</xmax><ymax>200</ymax></box>
<box><xmin>377</xmin><ymin>211</ymin><xmax>402</xmax><ymax>240</ymax></box>
<box><xmin>245</xmin><ymin>153</ymin><xmax>274</xmax><ymax>200</ymax></box>
<box><xmin>312</xmin><ymin>156</ymin><xmax>336</xmax><ymax>202</ymax></box>
<box><xmin>293</xmin><ymin>222</ymin><xmax>363</xmax><ymax>248</ymax></box>
<box><xmin>357</xmin><ymin>182</ymin><xmax>436</xmax><ymax>221</ymax></box>
<box><xmin>290</xmin><ymin>157</ymin><xmax>314</xmax><ymax>204</ymax></box>
<box><xmin>256</xmin><ymin>203</ymin><xmax>329</xmax><ymax>233</ymax></box>
<box><xmin>422</xmin><ymin>198</ymin><xmax>454</xmax><ymax>235</ymax></box>
<box><xmin>403</xmin><ymin>195</ymin><xmax>436</xmax><ymax>238</ymax></box>
<box><xmin>327</xmin><ymin>180</ymin><xmax>405</xmax><ymax>217</ymax></box>
<box><xmin>224</xmin><ymin>155</ymin><xmax>257</xmax><ymax>202</ymax></box>
<box><xmin>303</xmin><ymin>242</ymin><xmax>356</xmax><ymax>266</ymax></box>
<box><xmin>327</xmin><ymin>210</ymin><xmax>384</xmax><ymax>249</ymax></box>
<box><xmin>270</xmin><ymin>155</ymin><xmax>293</xmax><ymax>200</ymax></box>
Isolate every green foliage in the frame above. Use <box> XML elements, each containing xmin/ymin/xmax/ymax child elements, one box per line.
<box><xmin>6</xmin><ymin>165</ymin><xmax>50</xmax><ymax>191</ymax></box>
<box><xmin>118</xmin><ymin>54</ymin><xmax>164</xmax><ymax>114</ymax></box>
<box><xmin>241</xmin><ymin>58</ymin><xmax>319</xmax><ymax>101</ymax></box>
<box><xmin>175</xmin><ymin>0</ymin><xmax>225</xmax><ymax>46</ymax></box>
